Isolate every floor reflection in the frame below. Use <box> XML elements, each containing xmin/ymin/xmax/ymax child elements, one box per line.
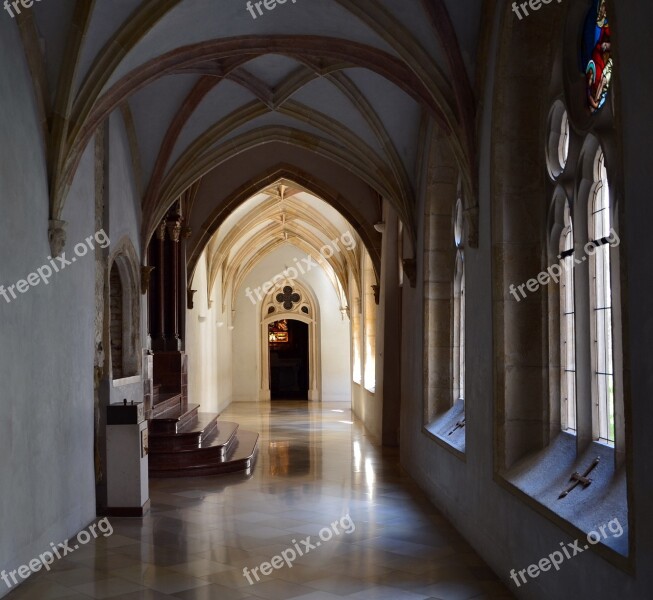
<box><xmin>6</xmin><ymin>401</ymin><xmax>514</xmax><ymax>599</ymax></box>
<box><xmin>268</xmin><ymin>402</ymin><xmax>316</xmax><ymax>478</ymax></box>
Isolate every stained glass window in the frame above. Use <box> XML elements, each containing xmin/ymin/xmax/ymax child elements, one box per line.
<box><xmin>269</xmin><ymin>320</ymin><xmax>289</xmax><ymax>344</ymax></box>
<box><xmin>581</xmin><ymin>0</ymin><xmax>613</xmax><ymax>113</ymax></box>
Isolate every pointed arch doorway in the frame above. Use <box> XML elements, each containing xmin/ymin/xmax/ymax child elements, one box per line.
<box><xmin>259</xmin><ymin>282</ymin><xmax>320</xmax><ymax>401</ymax></box>
<box><xmin>268</xmin><ymin>319</ymin><xmax>309</xmax><ymax>400</ymax></box>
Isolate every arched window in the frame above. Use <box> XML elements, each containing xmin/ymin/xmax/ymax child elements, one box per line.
<box><xmin>453</xmin><ymin>198</ymin><xmax>465</xmax><ymax>403</ymax></box>
<box><xmin>109</xmin><ymin>263</ymin><xmax>124</xmax><ymax>379</ymax></box>
<box><xmin>108</xmin><ymin>243</ymin><xmax>141</xmax><ymax>381</ymax></box>
<box><xmin>352</xmin><ymin>294</ymin><xmax>362</xmax><ymax>385</ymax></box>
<box><xmin>422</xmin><ymin>148</ymin><xmax>465</xmax><ymax>454</ymax></box>
<box><xmin>559</xmin><ymin>200</ymin><xmax>576</xmax><ymax>433</ymax></box>
<box><xmin>542</xmin><ymin>0</ymin><xmax>621</xmax><ymax>450</ymax></box>
<box><xmin>548</xmin><ymin>141</ymin><xmax>620</xmax><ymax>447</ymax></box>
<box><xmin>589</xmin><ymin>150</ymin><xmax>615</xmax><ymax>443</ymax></box>
<box><xmin>495</xmin><ymin>0</ymin><xmax>627</xmax><ymax>558</ymax></box>
<box><xmin>363</xmin><ymin>254</ymin><xmax>376</xmax><ymax>392</ymax></box>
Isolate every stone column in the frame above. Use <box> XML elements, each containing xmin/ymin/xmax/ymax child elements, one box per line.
<box><xmin>153</xmin><ymin>220</ymin><xmax>167</xmax><ymax>349</ymax></box>
<box><xmin>378</xmin><ymin>203</ymin><xmax>402</xmax><ymax>446</ymax></box>
<box><xmin>179</xmin><ymin>226</ymin><xmax>192</xmax><ymax>350</ymax></box>
<box><xmin>167</xmin><ymin>219</ymin><xmax>182</xmax><ymax>351</ymax></box>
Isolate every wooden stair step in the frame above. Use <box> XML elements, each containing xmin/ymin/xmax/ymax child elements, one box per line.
<box><xmin>150</xmin><ymin>421</ymin><xmax>238</xmax><ymax>458</ymax></box>
<box><xmin>147</xmin><ymin>350</ymin><xmax>258</xmax><ymax>478</ymax></box>
<box><xmin>149</xmin><ymin>403</ymin><xmax>199</xmax><ymax>434</ymax></box>
<box><xmin>149</xmin><ymin>429</ymin><xmax>259</xmax><ymax>478</ymax></box>
<box><xmin>148</xmin><ymin>413</ymin><xmax>219</xmax><ymax>451</ymax></box>
<box><xmin>150</xmin><ymin>392</ymin><xmax>182</xmax><ymax>418</ymax></box>
<box><xmin>148</xmin><ymin>422</ymin><xmax>239</xmax><ymax>470</ymax></box>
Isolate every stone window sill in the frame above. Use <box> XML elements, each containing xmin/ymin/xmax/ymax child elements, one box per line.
<box><xmin>112</xmin><ymin>375</ymin><xmax>142</xmax><ymax>387</ymax></box>
<box><xmin>423</xmin><ymin>399</ymin><xmax>466</xmax><ymax>456</ymax></box>
<box><xmin>501</xmin><ymin>432</ymin><xmax>629</xmax><ymax>559</ymax></box>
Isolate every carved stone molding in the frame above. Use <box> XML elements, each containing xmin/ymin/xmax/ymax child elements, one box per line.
<box><xmin>182</xmin><ymin>226</ymin><xmax>192</xmax><ymax>239</ymax></box>
<box><xmin>402</xmin><ymin>258</ymin><xmax>417</xmax><ymax>288</ymax></box>
<box><xmin>141</xmin><ymin>265</ymin><xmax>155</xmax><ymax>295</ymax></box>
<box><xmin>187</xmin><ymin>289</ymin><xmax>197</xmax><ymax>309</ymax></box>
<box><xmin>372</xmin><ymin>284</ymin><xmax>380</xmax><ymax>305</ymax></box>
<box><xmin>155</xmin><ymin>220</ymin><xmax>167</xmax><ymax>241</ymax></box>
<box><xmin>167</xmin><ymin>220</ymin><xmax>182</xmax><ymax>243</ymax></box>
<box><xmin>48</xmin><ymin>219</ymin><xmax>67</xmax><ymax>257</ymax></box>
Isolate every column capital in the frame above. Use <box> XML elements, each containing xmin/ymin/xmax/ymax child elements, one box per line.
<box><xmin>48</xmin><ymin>219</ymin><xmax>68</xmax><ymax>257</ymax></box>
<box><xmin>156</xmin><ymin>220</ymin><xmax>167</xmax><ymax>241</ymax></box>
<box><xmin>141</xmin><ymin>265</ymin><xmax>155</xmax><ymax>295</ymax></box>
<box><xmin>167</xmin><ymin>220</ymin><xmax>182</xmax><ymax>243</ymax></box>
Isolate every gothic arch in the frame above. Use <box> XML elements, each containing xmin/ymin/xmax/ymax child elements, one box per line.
<box><xmin>185</xmin><ymin>166</ymin><xmax>381</xmax><ymax>285</ymax></box>
<box><xmin>107</xmin><ymin>237</ymin><xmax>141</xmax><ymax>380</ymax></box>
<box><xmin>259</xmin><ymin>281</ymin><xmax>320</xmax><ymax>402</ymax></box>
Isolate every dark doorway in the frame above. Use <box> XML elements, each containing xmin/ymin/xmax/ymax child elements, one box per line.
<box><xmin>269</xmin><ymin>319</ymin><xmax>309</xmax><ymax>400</ymax></box>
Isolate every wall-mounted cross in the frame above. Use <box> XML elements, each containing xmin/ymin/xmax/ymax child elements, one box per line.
<box><xmin>276</xmin><ymin>286</ymin><xmax>301</xmax><ymax>310</ymax></box>
<box><xmin>448</xmin><ymin>419</ymin><xmax>466</xmax><ymax>436</ymax></box>
<box><xmin>558</xmin><ymin>457</ymin><xmax>600</xmax><ymax>499</ymax></box>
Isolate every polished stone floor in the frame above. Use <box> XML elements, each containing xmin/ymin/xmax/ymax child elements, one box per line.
<box><xmin>6</xmin><ymin>402</ymin><xmax>514</xmax><ymax>599</ymax></box>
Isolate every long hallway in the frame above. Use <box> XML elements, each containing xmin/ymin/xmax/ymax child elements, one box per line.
<box><xmin>7</xmin><ymin>403</ymin><xmax>513</xmax><ymax>600</ymax></box>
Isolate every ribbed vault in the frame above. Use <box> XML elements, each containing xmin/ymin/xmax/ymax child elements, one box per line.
<box><xmin>197</xmin><ymin>179</ymin><xmax>361</xmax><ymax>315</ymax></box>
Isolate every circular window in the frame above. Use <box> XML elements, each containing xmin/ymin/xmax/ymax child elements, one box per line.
<box><xmin>558</xmin><ymin>111</ymin><xmax>570</xmax><ymax>170</ymax></box>
<box><xmin>454</xmin><ymin>198</ymin><xmax>464</xmax><ymax>248</ymax></box>
<box><xmin>546</xmin><ymin>101</ymin><xmax>570</xmax><ymax>180</ymax></box>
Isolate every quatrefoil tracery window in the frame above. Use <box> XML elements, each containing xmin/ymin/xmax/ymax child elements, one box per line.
<box><xmin>276</xmin><ymin>286</ymin><xmax>301</xmax><ymax>310</ymax></box>
<box><xmin>263</xmin><ymin>284</ymin><xmax>312</xmax><ymax>319</ymax></box>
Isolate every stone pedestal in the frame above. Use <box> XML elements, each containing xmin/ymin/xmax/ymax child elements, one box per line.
<box><xmin>106</xmin><ymin>406</ymin><xmax>150</xmax><ymax>516</ymax></box>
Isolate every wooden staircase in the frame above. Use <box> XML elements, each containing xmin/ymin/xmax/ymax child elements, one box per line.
<box><xmin>147</xmin><ymin>353</ymin><xmax>258</xmax><ymax>478</ymax></box>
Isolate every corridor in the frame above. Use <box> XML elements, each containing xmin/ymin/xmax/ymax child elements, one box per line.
<box><xmin>7</xmin><ymin>403</ymin><xmax>513</xmax><ymax>600</ymax></box>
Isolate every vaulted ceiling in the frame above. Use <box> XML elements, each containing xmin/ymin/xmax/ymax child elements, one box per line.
<box><xmin>20</xmin><ymin>0</ymin><xmax>483</xmax><ymax>262</ymax></box>
<box><xmin>204</xmin><ymin>180</ymin><xmax>359</xmax><ymax>311</ymax></box>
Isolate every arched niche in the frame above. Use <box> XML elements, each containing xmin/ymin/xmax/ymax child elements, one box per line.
<box><xmin>107</xmin><ymin>237</ymin><xmax>141</xmax><ymax>381</ymax></box>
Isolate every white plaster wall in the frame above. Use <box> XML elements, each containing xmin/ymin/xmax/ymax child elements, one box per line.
<box><xmin>0</xmin><ymin>17</ymin><xmax>96</xmax><ymax>596</ymax></box>
<box><xmin>232</xmin><ymin>244</ymin><xmax>350</xmax><ymax>402</ymax></box>
<box><xmin>186</xmin><ymin>252</ymin><xmax>233</xmax><ymax>413</ymax></box>
<box><xmin>107</xmin><ymin>112</ymin><xmax>141</xmax><ymax>261</ymax></box>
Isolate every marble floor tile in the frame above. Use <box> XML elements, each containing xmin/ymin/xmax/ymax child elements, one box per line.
<box><xmin>348</xmin><ymin>585</ymin><xmax>432</xmax><ymax>600</ymax></box>
<box><xmin>109</xmin><ymin>565</ymin><xmax>207</xmax><ymax>594</ymax></box>
<box><xmin>3</xmin><ymin>402</ymin><xmax>514</xmax><ymax>600</ymax></box>
<box><xmin>70</xmin><ymin>577</ymin><xmax>146</xmax><ymax>598</ymax></box>
<box><xmin>245</xmin><ymin>579</ymin><xmax>318</xmax><ymax>599</ymax></box>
